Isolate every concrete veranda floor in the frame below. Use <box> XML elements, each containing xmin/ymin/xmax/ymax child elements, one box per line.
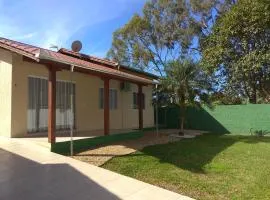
<box><xmin>17</xmin><ymin>129</ymin><xmax>136</xmax><ymax>148</ymax></box>
<box><xmin>0</xmin><ymin>136</ymin><xmax>193</xmax><ymax>200</ymax></box>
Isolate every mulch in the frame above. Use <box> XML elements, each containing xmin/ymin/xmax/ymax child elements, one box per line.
<box><xmin>72</xmin><ymin>131</ymin><xmax>170</xmax><ymax>166</ymax></box>
<box><xmin>72</xmin><ymin>129</ymin><xmax>204</xmax><ymax>166</ymax></box>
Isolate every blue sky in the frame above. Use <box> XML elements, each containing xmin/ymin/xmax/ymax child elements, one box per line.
<box><xmin>0</xmin><ymin>0</ymin><xmax>146</xmax><ymax>57</ymax></box>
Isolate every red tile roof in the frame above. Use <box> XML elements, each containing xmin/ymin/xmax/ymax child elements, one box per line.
<box><xmin>58</xmin><ymin>48</ymin><xmax>118</xmax><ymax>67</ymax></box>
<box><xmin>0</xmin><ymin>38</ymin><xmax>40</xmax><ymax>60</ymax></box>
<box><xmin>58</xmin><ymin>48</ymin><xmax>159</xmax><ymax>79</ymax></box>
<box><xmin>0</xmin><ymin>37</ymin><xmax>155</xmax><ymax>85</ymax></box>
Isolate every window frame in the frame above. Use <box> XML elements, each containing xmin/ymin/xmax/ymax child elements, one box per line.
<box><xmin>99</xmin><ymin>88</ymin><xmax>118</xmax><ymax>110</ymax></box>
<box><xmin>133</xmin><ymin>92</ymin><xmax>145</xmax><ymax>110</ymax></box>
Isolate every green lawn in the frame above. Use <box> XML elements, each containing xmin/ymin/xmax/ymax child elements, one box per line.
<box><xmin>102</xmin><ymin>134</ymin><xmax>270</xmax><ymax>200</ymax></box>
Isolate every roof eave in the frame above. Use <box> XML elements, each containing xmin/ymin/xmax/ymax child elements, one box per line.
<box><xmin>119</xmin><ymin>65</ymin><xmax>159</xmax><ymax>79</ymax></box>
<box><xmin>0</xmin><ymin>43</ymin><xmax>40</xmax><ymax>62</ymax></box>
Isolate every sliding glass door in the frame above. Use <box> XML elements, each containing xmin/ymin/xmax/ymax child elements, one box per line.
<box><xmin>27</xmin><ymin>76</ymin><xmax>75</xmax><ymax>133</ymax></box>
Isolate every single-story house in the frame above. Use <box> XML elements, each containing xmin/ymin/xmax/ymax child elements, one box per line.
<box><xmin>0</xmin><ymin>37</ymin><xmax>158</xmax><ymax>143</ymax></box>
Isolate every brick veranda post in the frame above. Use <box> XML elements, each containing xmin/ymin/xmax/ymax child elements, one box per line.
<box><xmin>48</xmin><ymin>66</ymin><xmax>56</xmax><ymax>143</ymax></box>
<box><xmin>104</xmin><ymin>78</ymin><xmax>110</xmax><ymax>135</ymax></box>
<box><xmin>138</xmin><ymin>84</ymin><xmax>143</xmax><ymax>130</ymax></box>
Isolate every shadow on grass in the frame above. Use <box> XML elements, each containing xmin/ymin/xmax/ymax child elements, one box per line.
<box><xmin>122</xmin><ymin>134</ymin><xmax>270</xmax><ymax>173</ymax></box>
<box><xmin>52</xmin><ymin>126</ymin><xmax>270</xmax><ymax>174</ymax></box>
<box><xmin>51</xmin><ymin>127</ymin><xmax>161</xmax><ymax>155</ymax></box>
<box><xmin>51</xmin><ymin>131</ymin><xmax>145</xmax><ymax>155</ymax></box>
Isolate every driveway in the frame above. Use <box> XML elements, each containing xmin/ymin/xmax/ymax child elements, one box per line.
<box><xmin>0</xmin><ymin>137</ymin><xmax>193</xmax><ymax>200</ymax></box>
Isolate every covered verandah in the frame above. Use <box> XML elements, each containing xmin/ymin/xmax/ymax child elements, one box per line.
<box><xmin>26</xmin><ymin>49</ymin><xmax>154</xmax><ymax>144</ymax></box>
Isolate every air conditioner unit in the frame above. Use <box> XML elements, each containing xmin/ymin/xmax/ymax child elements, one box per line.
<box><xmin>120</xmin><ymin>82</ymin><xmax>131</xmax><ymax>92</ymax></box>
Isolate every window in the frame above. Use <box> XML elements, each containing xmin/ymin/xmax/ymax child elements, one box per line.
<box><xmin>133</xmin><ymin>92</ymin><xmax>145</xmax><ymax>109</ymax></box>
<box><xmin>99</xmin><ymin>88</ymin><xmax>118</xmax><ymax>110</ymax></box>
<box><xmin>110</xmin><ymin>89</ymin><xmax>118</xmax><ymax>109</ymax></box>
<box><xmin>133</xmin><ymin>92</ymin><xmax>138</xmax><ymax>109</ymax></box>
<box><xmin>99</xmin><ymin>88</ymin><xmax>104</xmax><ymax>109</ymax></box>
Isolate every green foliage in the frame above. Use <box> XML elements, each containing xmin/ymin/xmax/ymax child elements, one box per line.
<box><xmin>162</xmin><ymin>60</ymin><xmax>212</xmax><ymax>107</ymax></box>
<box><xmin>161</xmin><ymin>59</ymin><xmax>212</xmax><ymax>131</ymax></box>
<box><xmin>201</xmin><ymin>0</ymin><xmax>270</xmax><ymax>103</ymax></box>
<box><xmin>250</xmin><ymin>128</ymin><xmax>270</xmax><ymax>137</ymax></box>
<box><xmin>107</xmin><ymin>0</ymin><xmax>233</xmax><ymax>76</ymax></box>
<box><xmin>210</xmin><ymin>91</ymin><xmax>244</xmax><ymax>105</ymax></box>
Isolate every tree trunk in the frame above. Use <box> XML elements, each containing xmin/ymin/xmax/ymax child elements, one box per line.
<box><xmin>180</xmin><ymin>116</ymin><xmax>184</xmax><ymax>132</ymax></box>
<box><xmin>249</xmin><ymin>71</ymin><xmax>257</xmax><ymax>104</ymax></box>
<box><xmin>249</xmin><ymin>83</ymin><xmax>257</xmax><ymax>104</ymax></box>
<box><xmin>179</xmin><ymin>90</ymin><xmax>185</xmax><ymax>135</ymax></box>
<box><xmin>179</xmin><ymin>103</ymin><xmax>185</xmax><ymax>135</ymax></box>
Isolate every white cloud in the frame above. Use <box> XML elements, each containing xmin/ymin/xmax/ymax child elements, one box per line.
<box><xmin>0</xmin><ymin>0</ymin><xmax>145</xmax><ymax>49</ymax></box>
<box><xmin>12</xmin><ymin>32</ymin><xmax>37</xmax><ymax>40</ymax></box>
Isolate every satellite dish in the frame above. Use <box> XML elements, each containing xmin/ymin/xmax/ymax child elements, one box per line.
<box><xmin>71</xmin><ymin>40</ymin><xmax>82</xmax><ymax>52</ymax></box>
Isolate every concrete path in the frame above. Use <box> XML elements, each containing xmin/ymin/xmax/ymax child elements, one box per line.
<box><xmin>0</xmin><ymin>137</ymin><xmax>194</xmax><ymax>200</ymax></box>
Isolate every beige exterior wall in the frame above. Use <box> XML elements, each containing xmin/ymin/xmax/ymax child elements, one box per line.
<box><xmin>0</xmin><ymin>49</ymin><xmax>13</xmax><ymax>137</ymax></box>
<box><xmin>109</xmin><ymin>81</ymin><xmax>154</xmax><ymax>130</ymax></box>
<box><xmin>143</xmin><ymin>85</ymin><xmax>155</xmax><ymax>127</ymax></box>
<box><xmin>6</xmin><ymin>53</ymin><xmax>154</xmax><ymax>137</ymax></box>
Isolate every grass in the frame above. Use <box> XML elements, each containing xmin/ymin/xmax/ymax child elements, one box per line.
<box><xmin>51</xmin><ymin>131</ymin><xmax>144</xmax><ymax>155</ymax></box>
<box><xmin>102</xmin><ymin>134</ymin><xmax>270</xmax><ymax>200</ymax></box>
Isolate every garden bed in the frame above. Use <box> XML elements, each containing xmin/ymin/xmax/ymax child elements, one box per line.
<box><xmin>72</xmin><ymin>131</ymin><xmax>171</xmax><ymax>166</ymax></box>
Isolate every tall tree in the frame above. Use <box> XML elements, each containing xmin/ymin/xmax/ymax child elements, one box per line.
<box><xmin>201</xmin><ymin>0</ymin><xmax>270</xmax><ymax>103</ymax></box>
<box><xmin>107</xmin><ymin>0</ymin><xmax>234</xmax><ymax>76</ymax></box>
<box><xmin>161</xmin><ymin>59</ymin><xmax>212</xmax><ymax>133</ymax></box>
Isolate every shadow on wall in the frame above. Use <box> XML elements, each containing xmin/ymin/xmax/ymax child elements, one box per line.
<box><xmin>185</xmin><ymin>107</ymin><xmax>230</xmax><ymax>134</ymax></box>
<box><xmin>158</xmin><ymin>106</ymin><xmax>229</xmax><ymax>134</ymax></box>
<box><xmin>0</xmin><ymin>148</ymin><xmax>120</xmax><ymax>200</ymax></box>
<box><xmin>158</xmin><ymin>104</ymin><xmax>270</xmax><ymax>135</ymax></box>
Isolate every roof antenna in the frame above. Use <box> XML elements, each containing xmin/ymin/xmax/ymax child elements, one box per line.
<box><xmin>50</xmin><ymin>44</ymin><xmax>59</xmax><ymax>51</ymax></box>
<box><xmin>71</xmin><ymin>40</ymin><xmax>82</xmax><ymax>52</ymax></box>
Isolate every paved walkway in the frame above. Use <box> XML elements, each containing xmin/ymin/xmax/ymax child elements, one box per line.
<box><xmin>0</xmin><ymin>137</ymin><xmax>193</xmax><ymax>200</ymax></box>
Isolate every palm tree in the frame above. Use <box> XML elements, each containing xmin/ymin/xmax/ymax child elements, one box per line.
<box><xmin>161</xmin><ymin>59</ymin><xmax>212</xmax><ymax>134</ymax></box>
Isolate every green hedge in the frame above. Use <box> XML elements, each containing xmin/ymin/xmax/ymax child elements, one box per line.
<box><xmin>158</xmin><ymin>104</ymin><xmax>270</xmax><ymax>135</ymax></box>
<box><xmin>51</xmin><ymin>131</ymin><xmax>144</xmax><ymax>155</ymax></box>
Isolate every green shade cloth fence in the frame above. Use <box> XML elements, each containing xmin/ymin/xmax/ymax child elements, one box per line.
<box><xmin>158</xmin><ymin>104</ymin><xmax>270</xmax><ymax>135</ymax></box>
